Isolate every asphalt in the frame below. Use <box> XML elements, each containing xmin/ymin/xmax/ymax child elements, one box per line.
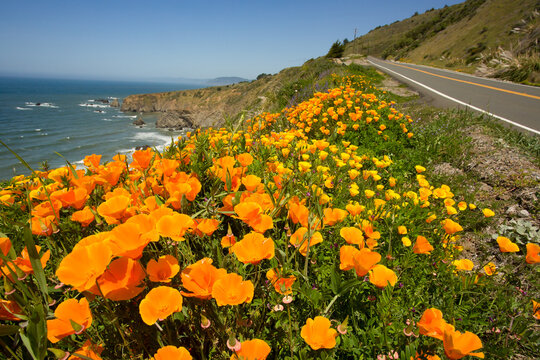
<box><xmin>367</xmin><ymin>56</ymin><xmax>540</xmax><ymax>135</ymax></box>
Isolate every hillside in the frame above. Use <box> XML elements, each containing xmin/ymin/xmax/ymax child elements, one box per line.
<box><xmin>121</xmin><ymin>58</ymin><xmax>359</xmax><ymax>129</ymax></box>
<box><xmin>344</xmin><ymin>0</ymin><xmax>539</xmax><ymax>84</ymax></box>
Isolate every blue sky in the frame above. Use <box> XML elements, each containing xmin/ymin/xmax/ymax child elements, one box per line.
<box><xmin>0</xmin><ymin>0</ymin><xmax>463</xmax><ymax>81</ymax></box>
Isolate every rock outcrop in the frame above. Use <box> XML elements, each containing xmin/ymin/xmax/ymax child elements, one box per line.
<box><xmin>133</xmin><ymin>116</ymin><xmax>145</xmax><ymax>126</ymax></box>
<box><xmin>121</xmin><ymin>86</ymin><xmax>254</xmax><ymax>129</ymax></box>
<box><xmin>156</xmin><ymin>111</ymin><xmax>194</xmax><ymax>129</ymax></box>
<box><xmin>110</xmin><ymin>98</ymin><xmax>120</xmax><ymax>107</ymax></box>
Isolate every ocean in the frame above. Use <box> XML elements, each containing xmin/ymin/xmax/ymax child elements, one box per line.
<box><xmin>0</xmin><ymin>76</ymin><xmax>200</xmax><ymax>180</ymax></box>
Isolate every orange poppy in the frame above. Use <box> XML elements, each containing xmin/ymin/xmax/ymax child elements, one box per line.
<box><xmin>151</xmin><ymin>346</ymin><xmax>192</xmax><ymax>360</ymax></box>
<box><xmin>31</xmin><ymin>199</ymin><xmax>62</xmax><ymax>218</ymax></box>
<box><xmin>230</xmin><ymin>339</ymin><xmax>271</xmax><ymax>360</ymax></box>
<box><xmin>288</xmin><ymin>200</ymin><xmax>309</xmax><ymax>227</ymax></box>
<box><xmin>300</xmin><ymin>316</ymin><xmax>338</xmax><ymax>350</ymax></box>
<box><xmin>91</xmin><ymin>257</ymin><xmax>146</xmax><ymax>301</ymax></box>
<box><xmin>323</xmin><ymin>208</ymin><xmax>348</xmax><ymax>226</ymax></box>
<box><xmin>156</xmin><ymin>212</ymin><xmax>195</xmax><ymax>241</ymax></box>
<box><xmin>69</xmin><ymin>340</ymin><xmax>104</xmax><ymax>360</ymax></box>
<box><xmin>443</xmin><ymin>219</ymin><xmax>463</xmax><ymax>235</ymax></box>
<box><xmin>413</xmin><ymin>236</ymin><xmax>434</xmax><ymax>254</ymax></box>
<box><xmin>96</xmin><ymin>195</ymin><xmax>131</xmax><ymax>225</ymax></box>
<box><xmin>71</xmin><ymin>174</ymin><xmax>98</xmax><ymax>195</ymax></box>
<box><xmin>181</xmin><ymin>258</ymin><xmax>227</xmax><ymax>299</ymax></box>
<box><xmin>194</xmin><ymin>218</ymin><xmax>220</xmax><ymax>237</ymax></box>
<box><xmin>147</xmin><ymin>255</ymin><xmax>179</xmax><ymax>283</ymax></box>
<box><xmin>13</xmin><ymin>245</ymin><xmax>50</xmax><ymax>274</ymax></box>
<box><xmin>131</xmin><ymin>148</ymin><xmax>154</xmax><ymax>170</ymax></box>
<box><xmin>231</xmin><ymin>232</ymin><xmax>275</xmax><ymax>265</ymax></box>
<box><xmin>0</xmin><ymin>237</ymin><xmax>12</xmax><ymax>264</ymax></box>
<box><xmin>242</xmin><ymin>174</ymin><xmax>262</xmax><ymax>192</ymax></box>
<box><xmin>30</xmin><ymin>215</ymin><xmax>56</xmax><ymax>236</ymax></box>
<box><xmin>353</xmin><ymin>248</ymin><xmax>381</xmax><ymax>277</ymax></box>
<box><xmin>71</xmin><ymin>206</ymin><xmax>95</xmax><ymax>227</ymax></box>
<box><xmin>234</xmin><ymin>202</ymin><xmax>273</xmax><ymax>233</ymax></box>
<box><xmin>211</xmin><ymin>273</ymin><xmax>254</xmax><ymax>306</ymax></box>
<box><xmin>164</xmin><ymin>172</ymin><xmax>202</xmax><ymax>208</ymax></box>
<box><xmin>108</xmin><ymin>222</ymin><xmax>151</xmax><ymax>259</ymax></box>
<box><xmin>139</xmin><ymin>286</ymin><xmax>183</xmax><ymax>325</ymax></box>
<box><xmin>443</xmin><ymin>325</ymin><xmax>484</xmax><ymax>359</ymax></box>
<box><xmin>398</xmin><ymin>226</ymin><xmax>407</xmax><ymax>235</ymax></box>
<box><xmin>289</xmin><ymin>227</ymin><xmax>323</xmax><ymax>256</ymax></box>
<box><xmin>266</xmin><ymin>268</ymin><xmax>296</xmax><ymax>295</ymax></box>
<box><xmin>452</xmin><ymin>259</ymin><xmax>474</xmax><ymax>271</ymax></box>
<box><xmin>56</xmin><ymin>241</ymin><xmax>112</xmax><ymax>292</ymax></box>
<box><xmin>237</xmin><ymin>153</ymin><xmax>253</xmax><ymax>167</ymax></box>
<box><xmin>346</xmin><ymin>202</ymin><xmax>365</xmax><ymax>217</ymax></box>
<box><xmin>417</xmin><ymin>308</ymin><xmax>447</xmax><ymax>340</ymax></box>
<box><xmin>339</xmin><ymin>227</ymin><xmax>365</xmax><ymax>247</ymax></box>
<box><xmin>496</xmin><ymin>236</ymin><xmax>519</xmax><ymax>253</ymax></box>
<box><xmin>361</xmin><ymin>220</ymin><xmax>380</xmax><ymax>249</ymax></box>
<box><xmin>526</xmin><ymin>243</ymin><xmax>540</xmax><ymax>264</ymax></box>
<box><xmin>412</xmin><ymin>351</ymin><xmax>441</xmax><ymax>360</ymax></box>
<box><xmin>157</xmin><ymin>158</ymin><xmax>180</xmax><ymax>177</ymax></box>
<box><xmin>339</xmin><ymin>245</ymin><xmax>360</xmax><ymax>271</ymax></box>
<box><xmin>369</xmin><ymin>264</ymin><xmax>397</xmax><ymax>288</ymax></box>
<box><xmin>56</xmin><ymin>187</ymin><xmax>89</xmax><ymax>210</ymax></box>
<box><xmin>0</xmin><ymin>299</ymin><xmax>24</xmax><ymax>321</ymax></box>
<box><xmin>483</xmin><ymin>262</ymin><xmax>496</xmax><ymax>276</ymax></box>
<box><xmin>47</xmin><ymin>298</ymin><xmax>93</xmax><ymax>343</ymax></box>
<box><xmin>221</xmin><ymin>234</ymin><xmax>237</xmax><ymax>249</ymax></box>
<box><xmin>482</xmin><ymin>208</ymin><xmax>494</xmax><ymax>218</ymax></box>
<box><xmin>83</xmin><ymin>154</ymin><xmax>102</xmax><ymax>169</ymax></box>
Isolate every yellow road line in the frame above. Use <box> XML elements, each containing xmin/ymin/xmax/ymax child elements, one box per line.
<box><xmin>389</xmin><ymin>62</ymin><xmax>540</xmax><ymax>100</ymax></box>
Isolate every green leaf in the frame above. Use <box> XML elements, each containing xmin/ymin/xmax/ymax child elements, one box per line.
<box><xmin>69</xmin><ymin>319</ymin><xmax>83</xmax><ymax>333</ymax></box>
<box><xmin>330</xmin><ymin>269</ymin><xmax>340</xmax><ymax>295</ymax></box>
<box><xmin>22</xmin><ymin>227</ymin><xmax>48</xmax><ymax>300</ymax></box>
<box><xmin>0</xmin><ymin>324</ymin><xmax>19</xmax><ymax>336</ymax></box>
<box><xmin>48</xmin><ymin>348</ymin><xmax>69</xmax><ymax>359</ymax></box>
<box><xmin>20</xmin><ymin>303</ymin><xmax>48</xmax><ymax>360</ymax></box>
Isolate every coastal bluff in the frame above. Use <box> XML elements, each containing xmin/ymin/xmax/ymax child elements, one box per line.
<box><xmin>121</xmin><ymin>79</ymin><xmax>275</xmax><ymax>129</ymax></box>
<box><xmin>120</xmin><ymin>58</ymin><xmax>341</xmax><ymax>129</ymax></box>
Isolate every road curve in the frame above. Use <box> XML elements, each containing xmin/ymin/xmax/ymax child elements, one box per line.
<box><xmin>367</xmin><ymin>56</ymin><xmax>540</xmax><ymax>135</ymax></box>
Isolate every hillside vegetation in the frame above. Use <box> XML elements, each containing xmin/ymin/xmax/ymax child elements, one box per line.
<box><xmin>121</xmin><ymin>58</ymin><xmax>383</xmax><ymax>128</ymax></box>
<box><xmin>344</xmin><ymin>0</ymin><xmax>540</xmax><ymax>84</ymax></box>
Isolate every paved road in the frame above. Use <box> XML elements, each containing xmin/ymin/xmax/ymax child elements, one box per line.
<box><xmin>367</xmin><ymin>56</ymin><xmax>540</xmax><ymax>135</ymax></box>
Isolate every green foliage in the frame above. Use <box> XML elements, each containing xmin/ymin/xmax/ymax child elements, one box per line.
<box><xmin>494</xmin><ymin>219</ymin><xmax>540</xmax><ymax>245</ymax></box>
<box><xmin>326</xmin><ymin>40</ymin><xmax>346</xmax><ymax>59</ymax></box>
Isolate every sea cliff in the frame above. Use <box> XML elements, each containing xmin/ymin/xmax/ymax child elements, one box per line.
<box><xmin>120</xmin><ymin>58</ymin><xmax>345</xmax><ymax>129</ymax></box>
<box><xmin>121</xmin><ymin>81</ymin><xmax>267</xmax><ymax>129</ymax></box>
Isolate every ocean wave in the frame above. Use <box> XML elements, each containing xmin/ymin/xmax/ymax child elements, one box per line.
<box><xmin>102</xmin><ymin>118</ymin><xmax>114</xmax><ymax>122</ymax></box>
<box><xmin>79</xmin><ymin>103</ymin><xmax>110</xmax><ymax>109</ymax></box>
<box><xmin>112</xmin><ymin>115</ymin><xmax>137</xmax><ymax>119</ymax></box>
<box><xmin>16</xmin><ymin>107</ymin><xmax>32</xmax><ymax>111</ymax></box>
<box><xmin>34</xmin><ymin>128</ymin><xmax>42</xmax><ymax>132</ymax></box>
<box><xmin>25</xmin><ymin>102</ymin><xmax>58</xmax><ymax>108</ymax></box>
<box><xmin>131</xmin><ymin>132</ymin><xmax>174</xmax><ymax>144</ymax></box>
